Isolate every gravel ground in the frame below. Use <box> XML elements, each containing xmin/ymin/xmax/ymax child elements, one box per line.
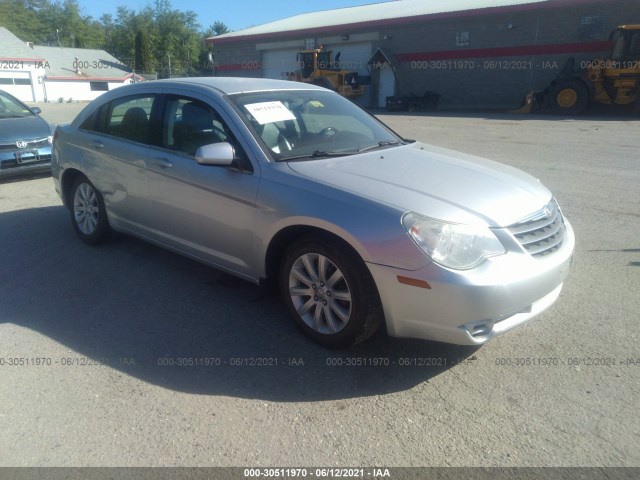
<box><xmin>0</xmin><ymin>104</ymin><xmax>638</xmax><ymax>471</ymax></box>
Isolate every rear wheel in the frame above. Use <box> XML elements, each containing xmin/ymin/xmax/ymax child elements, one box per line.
<box><xmin>69</xmin><ymin>174</ymin><xmax>110</xmax><ymax>244</ymax></box>
<box><xmin>280</xmin><ymin>237</ymin><xmax>383</xmax><ymax>349</ymax></box>
<box><xmin>550</xmin><ymin>80</ymin><xmax>589</xmax><ymax>115</ymax></box>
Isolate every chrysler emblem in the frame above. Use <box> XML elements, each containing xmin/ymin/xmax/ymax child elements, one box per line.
<box><xmin>544</xmin><ymin>204</ymin><xmax>554</xmax><ymax>219</ymax></box>
<box><xmin>16</xmin><ymin>141</ymin><xmax>27</xmax><ymax>149</ymax></box>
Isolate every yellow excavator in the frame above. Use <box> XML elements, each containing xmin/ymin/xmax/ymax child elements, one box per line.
<box><xmin>514</xmin><ymin>25</ymin><xmax>640</xmax><ymax>114</ymax></box>
<box><xmin>287</xmin><ymin>46</ymin><xmax>365</xmax><ymax>98</ymax></box>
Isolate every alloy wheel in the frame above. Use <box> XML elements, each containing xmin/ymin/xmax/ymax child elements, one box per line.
<box><xmin>73</xmin><ymin>182</ymin><xmax>100</xmax><ymax>235</ymax></box>
<box><xmin>288</xmin><ymin>253</ymin><xmax>352</xmax><ymax>334</ymax></box>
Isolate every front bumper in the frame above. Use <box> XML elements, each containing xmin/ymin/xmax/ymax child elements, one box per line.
<box><xmin>367</xmin><ymin>220</ymin><xmax>575</xmax><ymax>345</ymax></box>
<box><xmin>0</xmin><ymin>147</ymin><xmax>52</xmax><ymax>178</ymax></box>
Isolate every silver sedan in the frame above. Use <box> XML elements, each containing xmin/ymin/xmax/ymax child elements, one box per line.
<box><xmin>51</xmin><ymin>78</ymin><xmax>574</xmax><ymax>349</ymax></box>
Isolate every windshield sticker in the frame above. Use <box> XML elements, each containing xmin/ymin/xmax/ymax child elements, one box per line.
<box><xmin>244</xmin><ymin>101</ymin><xmax>296</xmax><ymax>125</ymax></box>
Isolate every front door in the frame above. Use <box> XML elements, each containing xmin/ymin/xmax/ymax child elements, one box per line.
<box><xmin>144</xmin><ymin>93</ymin><xmax>261</xmax><ymax>278</ymax></box>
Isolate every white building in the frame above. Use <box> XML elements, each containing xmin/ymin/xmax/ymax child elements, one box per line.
<box><xmin>33</xmin><ymin>45</ymin><xmax>144</xmax><ymax>102</ymax></box>
<box><xmin>0</xmin><ymin>27</ymin><xmax>48</xmax><ymax>101</ymax></box>
<box><xmin>0</xmin><ymin>27</ymin><xmax>143</xmax><ymax>103</ymax></box>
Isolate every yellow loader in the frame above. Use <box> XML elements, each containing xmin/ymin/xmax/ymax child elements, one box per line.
<box><xmin>513</xmin><ymin>25</ymin><xmax>640</xmax><ymax>114</ymax></box>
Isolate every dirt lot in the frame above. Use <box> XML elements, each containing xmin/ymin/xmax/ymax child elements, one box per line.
<box><xmin>1</xmin><ymin>104</ymin><xmax>639</xmax><ymax>471</ymax></box>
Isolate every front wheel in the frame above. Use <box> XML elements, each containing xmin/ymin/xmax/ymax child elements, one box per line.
<box><xmin>550</xmin><ymin>80</ymin><xmax>589</xmax><ymax>115</ymax></box>
<box><xmin>280</xmin><ymin>237</ymin><xmax>383</xmax><ymax>349</ymax></box>
<box><xmin>69</xmin><ymin>174</ymin><xmax>110</xmax><ymax>244</ymax></box>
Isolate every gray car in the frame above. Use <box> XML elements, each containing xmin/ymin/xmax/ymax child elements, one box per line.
<box><xmin>51</xmin><ymin>78</ymin><xmax>574</xmax><ymax>349</ymax></box>
<box><xmin>0</xmin><ymin>89</ymin><xmax>53</xmax><ymax>178</ymax></box>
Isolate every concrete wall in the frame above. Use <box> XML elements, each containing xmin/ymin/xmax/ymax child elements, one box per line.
<box><xmin>211</xmin><ymin>0</ymin><xmax>640</xmax><ymax>109</ymax></box>
<box><xmin>213</xmin><ymin>43</ymin><xmax>263</xmax><ymax>78</ymax></box>
<box><xmin>384</xmin><ymin>0</ymin><xmax>640</xmax><ymax>108</ymax></box>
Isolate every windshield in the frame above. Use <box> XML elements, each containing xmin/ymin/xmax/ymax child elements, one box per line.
<box><xmin>610</xmin><ymin>28</ymin><xmax>640</xmax><ymax>61</ymax></box>
<box><xmin>230</xmin><ymin>90</ymin><xmax>404</xmax><ymax>161</ymax></box>
<box><xmin>0</xmin><ymin>91</ymin><xmax>35</xmax><ymax>119</ymax></box>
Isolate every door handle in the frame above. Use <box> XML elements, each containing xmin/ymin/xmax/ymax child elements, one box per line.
<box><xmin>90</xmin><ymin>140</ymin><xmax>104</xmax><ymax>149</ymax></box>
<box><xmin>152</xmin><ymin>158</ymin><xmax>173</xmax><ymax>169</ymax></box>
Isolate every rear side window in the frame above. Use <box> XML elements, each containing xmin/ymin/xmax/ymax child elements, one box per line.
<box><xmin>107</xmin><ymin>96</ymin><xmax>155</xmax><ymax>143</ymax></box>
<box><xmin>80</xmin><ymin>95</ymin><xmax>156</xmax><ymax>145</ymax></box>
<box><xmin>80</xmin><ymin>104</ymin><xmax>108</xmax><ymax>132</ymax></box>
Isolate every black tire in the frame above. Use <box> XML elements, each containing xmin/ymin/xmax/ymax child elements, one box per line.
<box><xmin>69</xmin><ymin>174</ymin><xmax>110</xmax><ymax>245</ymax></box>
<box><xmin>280</xmin><ymin>236</ymin><xmax>383</xmax><ymax>349</ymax></box>
<box><xmin>549</xmin><ymin>80</ymin><xmax>589</xmax><ymax>115</ymax></box>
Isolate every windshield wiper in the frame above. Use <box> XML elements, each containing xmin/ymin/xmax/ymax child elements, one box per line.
<box><xmin>357</xmin><ymin>140</ymin><xmax>402</xmax><ymax>153</ymax></box>
<box><xmin>278</xmin><ymin>141</ymin><xmax>403</xmax><ymax>161</ymax></box>
<box><xmin>278</xmin><ymin>150</ymin><xmax>356</xmax><ymax>162</ymax></box>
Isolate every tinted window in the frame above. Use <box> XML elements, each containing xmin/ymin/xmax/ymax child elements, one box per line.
<box><xmin>162</xmin><ymin>96</ymin><xmax>231</xmax><ymax>156</ymax></box>
<box><xmin>90</xmin><ymin>82</ymin><xmax>109</xmax><ymax>92</ymax></box>
<box><xmin>160</xmin><ymin>95</ymin><xmax>252</xmax><ymax>171</ymax></box>
<box><xmin>80</xmin><ymin>104</ymin><xmax>108</xmax><ymax>133</ymax></box>
<box><xmin>80</xmin><ymin>95</ymin><xmax>156</xmax><ymax>143</ymax></box>
<box><xmin>0</xmin><ymin>90</ymin><xmax>35</xmax><ymax>119</ymax></box>
<box><xmin>107</xmin><ymin>96</ymin><xmax>155</xmax><ymax>143</ymax></box>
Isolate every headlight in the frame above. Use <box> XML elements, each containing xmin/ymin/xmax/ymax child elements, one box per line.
<box><xmin>402</xmin><ymin>213</ymin><xmax>505</xmax><ymax>269</ymax></box>
<box><xmin>47</xmin><ymin>135</ymin><xmax>53</xmax><ymax>145</ymax></box>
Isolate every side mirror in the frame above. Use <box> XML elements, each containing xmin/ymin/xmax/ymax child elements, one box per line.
<box><xmin>195</xmin><ymin>142</ymin><xmax>235</xmax><ymax>166</ymax></box>
<box><xmin>31</xmin><ymin>107</ymin><xmax>42</xmax><ymax>115</ymax></box>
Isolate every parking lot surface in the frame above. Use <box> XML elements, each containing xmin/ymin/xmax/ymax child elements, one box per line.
<box><xmin>1</xmin><ymin>104</ymin><xmax>638</xmax><ymax>467</ymax></box>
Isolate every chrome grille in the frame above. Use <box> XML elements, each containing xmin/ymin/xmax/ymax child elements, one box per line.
<box><xmin>0</xmin><ymin>138</ymin><xmax>50</xmax><ymax>151</ymax></box>
<box><xmin>508</xmin><ymin>200</ymin><xmax>565</xmax><ymax>257</ymax></box>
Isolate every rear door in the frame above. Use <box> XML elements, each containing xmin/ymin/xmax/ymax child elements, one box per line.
<box><xmin>77</xmin><ymin>93</ymin><xmax>160</xmax><ymax>233</ymax></box>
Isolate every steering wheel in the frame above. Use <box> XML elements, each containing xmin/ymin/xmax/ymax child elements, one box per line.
<box><xmin>318</xmin><ymin>127</ymin><xmax>338</xmax><ymax>138</ymax></box>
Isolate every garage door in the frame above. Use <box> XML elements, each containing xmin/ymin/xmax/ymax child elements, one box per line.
<box><xmin>0</xmin><ymin>71</ymin><xmax>34</xmax><ymax>102</ymax></box>
<box><xmin>262</xmin><ymin>49</ymin><xmax>300</xmax><ymax>80</ymax></box>
<box><xmin>331</xmin><ymin>42</ymin><xmax>372</xmax><ymax>76</ymax></box>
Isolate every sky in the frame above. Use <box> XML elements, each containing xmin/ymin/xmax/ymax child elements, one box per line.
<box><xmin>77</xmin><ymin>0</ymin><xmax>384</xmax><ymax>32</ymax></box>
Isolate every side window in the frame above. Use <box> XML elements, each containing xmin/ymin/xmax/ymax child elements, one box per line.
<box><xmin>104</xmin><ymin>95</ymin><xmax>155</xmax><ymax>143</ymax></box>
<box><xmin>79</xmin><ymin>104</ymin><xmax>108</xmax><ymax>133</ymax></box>
<box><xmin>162</xmin><ymin>96</ymin><xmax>230</xmax><ymax>156</ymax></box>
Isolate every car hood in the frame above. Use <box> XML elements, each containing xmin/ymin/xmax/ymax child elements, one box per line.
<box><xmin>0</xmin><ymin>116</ymin><xmax>51</xmax><ymax>143</ymax></box>
<box><xmin>286</xmin><ymin>142</ymin><xmax>552</xmax><ymax>227</ymax></box>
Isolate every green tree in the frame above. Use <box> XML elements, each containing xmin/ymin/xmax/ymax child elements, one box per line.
<box><xmin>0</xmin><ymin>0</ymin><xmax>230</xmax><ymax>78</ymax></box>
<box><xmin>201</xmin><ymin>21</ymin><xmax>230</xmax><ymax>73</ymax></box>
<box><xmin>0</xmin><ymin>0</ymin><xmax>46</xmax><ymax>43</ymax></box>
<box><xmin>206</xmin><ymin>21</ymin><xmax>230</xmax><ymax>38</ymax></box>
<box><xmin>135</xmin><ymin>28</ymin><xmax>154</xmax><ymax>74</ymax></box>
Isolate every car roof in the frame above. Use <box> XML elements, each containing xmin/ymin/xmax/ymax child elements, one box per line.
<box><xmin>148</xmin><ymin>77</ymin><xmax>325</xmax><ymax>95</ymax></box>
<box><xmin>68</xmin><ymin>77</ymin><xmax>329</xmax><ymax>128</ymax></box>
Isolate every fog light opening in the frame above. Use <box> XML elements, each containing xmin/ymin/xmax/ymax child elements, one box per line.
<box><xmin>468</xmin><ymin>321</ymin><xmax>494</xmax><ymax>339</ymax></box>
